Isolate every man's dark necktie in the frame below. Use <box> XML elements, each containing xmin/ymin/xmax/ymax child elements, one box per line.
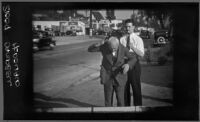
<box><xmin>127</xmin><ymin>35</ymin><xmax>130</xmax><ymax>50</ymax></box>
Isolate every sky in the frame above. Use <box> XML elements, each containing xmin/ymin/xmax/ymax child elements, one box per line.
<box><xmin>77</xmin><ymin>10</ymin><xmax>133</xmax><ymax>20</ymax></box>
<box><xmin>100</xmin><ymin>10</ymin><xmax>133</xmax><ymax>20</ymax></box>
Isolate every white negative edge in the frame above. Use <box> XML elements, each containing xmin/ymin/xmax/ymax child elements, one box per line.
<box><xmin>35</xmin><ymin>106</ymin><xmax>152</xmax><ymax>113</ymax></box>
<box><xmin>35</xmin><ymin>107</ymin><xmax>92</xmax><ymax>113</ymax></box>
<box><xmin>93</xmin><ymin>106</ymin><xmax>148</xmax><ymax>113</ymax></box>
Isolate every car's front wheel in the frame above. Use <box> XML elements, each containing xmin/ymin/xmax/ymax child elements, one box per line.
<box><xmin>157</xmin><ymin>36</ymin><xmax>166</xmax><ymax>44</ymax></box>
<box><xmin>147</xmin><ymin>35</ymin><xmax>150</xmax><ymax>39</ymax></box>
<box><xmin>33</xmin><ymin>44</ymin><xmax>39</xmax><ymax>52</ymax></box>
<box><xmin>49</xmin><ymin>43</ymin><xmax>55</xmax><ymax>50</ymax></box>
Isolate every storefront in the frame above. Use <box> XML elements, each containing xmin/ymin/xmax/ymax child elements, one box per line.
<box><xmin>68</xmin><ymin>21</ymin><xmax>86</xmax><ymax>35</ymax></box>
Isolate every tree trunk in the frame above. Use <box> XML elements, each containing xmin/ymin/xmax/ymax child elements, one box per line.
<box><xmin>159</xmin><ymin>17</ymin><xmax>165</xmax><ymax>29</ymax></box>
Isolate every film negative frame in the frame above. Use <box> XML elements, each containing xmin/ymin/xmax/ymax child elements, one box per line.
<box><xmin>1</xmin><ymin>2</ymin><xmax>199</xmax><ymax>120</ymax></box>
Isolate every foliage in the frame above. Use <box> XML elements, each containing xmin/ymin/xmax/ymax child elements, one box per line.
<box><xmin>158</xmin><ymin>56</ymin><xmax>168</xmax><ymax>65</ymax></box>
<box><xmin>142</xmin><ymin>43</ymin><xmax>173</xmax><ymax>65</ymax></box>
<box><xmin>144</xmin><ymin>46</ymin><xmax>152</xmax><ymax>64</ymax></box>
<box><xmin>33</xmin><ymin>10</ymin><xmax>86</xmax><ymax>21</ymax></box>
<box><xmin>131</xmin><ymin>9</ymin><xmax>174</xmax><ymax>31</ymax></box>
<box><xmin>106</xmin><ymin>10</ymin><xmax>116</xmax><ymax>21</ymax></box>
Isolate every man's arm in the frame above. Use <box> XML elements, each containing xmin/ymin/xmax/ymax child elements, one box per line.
<box><xmin>131</xmin><ymin>46</ymin><xmax>144</xmax><ymax>57</ymax></box>
<box><xmin>121</xmin><ymin>47</ymin><xmax>137</xmax><ymax>74</ymax></box>
<box><xmin>130</xmin><ymin>36</ymin><xmax>145</xmax><ymax>57</ymax></box>
<box><xmin>125</xmin><ymin>48</ymin><xmax>137</xmax><ymax>68</ymax></box>
<box><xmin>88</xmin><ymin>37</ymin><xmax>109</xmax><ymax>52</ymax></box>
<box><xmin>87</xmin><ymin>43</ymin><xmax>102</xmax><ymax>52</ymax></box>
<box><xmin>119</xmin><ymin>36</ymin><xmax>126</xmax><ymax>47</ymax></box>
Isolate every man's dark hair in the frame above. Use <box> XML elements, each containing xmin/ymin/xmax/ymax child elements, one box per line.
<box><xmin>110</xmin><ymin>30</ymin><xmax>123</xmax><ymax>40</ymax></box>
<box><xmin>106</xmin><ymin>30</ymin><xmax>123</xmax><ymax>41</ymax></box>
<box><xmin>124</xmin><ymin>19</ymin><xmax>134</xmax><ymax>25</ymax></box>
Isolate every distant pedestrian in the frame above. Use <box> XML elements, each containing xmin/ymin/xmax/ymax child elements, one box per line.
<box><xmin>88</xmin><ymin>36</ymin><xmax>137</xmax><ymax>106</ymax></box>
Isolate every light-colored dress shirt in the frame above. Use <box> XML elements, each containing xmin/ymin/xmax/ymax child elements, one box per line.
<box><xmin>120</xmin><ymin>33</ymin><xmax>145</xmax><ymax>57</ymax></box>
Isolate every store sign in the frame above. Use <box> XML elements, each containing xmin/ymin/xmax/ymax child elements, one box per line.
<box><xmin>71</xmin><ymin>18</ymin><xmax>79</xmax><ymax>21</ymax></box>
<box><xmin>60</xmin><ymin>22</ymin><xmax>68</xmax><ymax>26</ymax></box>
<box><xmin>100</xmin><ymin>20</ymin><xmax>110</xmax><ymax>24</ymax></box>
<box><xmin>69</xmin><ymin>21</ymin><xmax>78</xmax><ymax>25</ymax></box>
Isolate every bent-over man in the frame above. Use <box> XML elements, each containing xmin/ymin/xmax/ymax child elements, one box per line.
<box><xmin>88</xmin><ymin>36</ymin><xmax>137</xmax><ymax>106</ymax></box>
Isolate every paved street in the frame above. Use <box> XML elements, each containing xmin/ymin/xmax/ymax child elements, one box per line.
<box><xmin>34</xmin><ymin>36</ymin><xmax>173</xmax><ymax>108</ymax></box>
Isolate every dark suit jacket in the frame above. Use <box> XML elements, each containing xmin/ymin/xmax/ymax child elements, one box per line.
<box><xmin>88</xmin><ymin>42</ymin><xmax>137</xmax><ymax>86</ymax></box>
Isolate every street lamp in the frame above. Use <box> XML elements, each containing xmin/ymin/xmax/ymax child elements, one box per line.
<box><xmin>89</xmin><ymin>10</ymin><xmax>92</xmax><ymax>37</ymax></box>
<box><xmin>57</xmin><ymin>10</ymin><xmax>64</xmax><ymax>14</ymax></box>
<box><xmin>57</xmin><ymin>10</ymin><xmax>64</xmax><ymax>20</ymax></box>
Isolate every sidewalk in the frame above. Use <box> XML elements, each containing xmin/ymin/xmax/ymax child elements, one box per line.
<box><xmin>35</xmin><ymin>65</ymin><xmax>173</xmax><ymax>108</ymax></box>
<box><xmin>57</xmin><ymin>70</ymin><xmax>173</xmax><ymax>107</ymax></box>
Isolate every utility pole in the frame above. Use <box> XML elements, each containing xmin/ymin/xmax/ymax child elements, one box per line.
<box><xmin>89</xmin><ymin>10</ymin><xmax>92</xmax><ymax>37</ymax></box>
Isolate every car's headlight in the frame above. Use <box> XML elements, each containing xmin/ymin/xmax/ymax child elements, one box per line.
<box><xmin>33</xmin><ymin>38</ymin><xmax>39</xmax><ymax>43</ymax></box>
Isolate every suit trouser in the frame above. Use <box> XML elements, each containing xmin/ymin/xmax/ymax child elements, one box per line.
<box><xmin>124</xmin><ymin>60</ymin><xmax>142</xmax><ymax>106</ymax></box>
<box><xmin>104</xmin><ymin>79</ymin><xmax>125</xmax><ymax>107</ymax></box>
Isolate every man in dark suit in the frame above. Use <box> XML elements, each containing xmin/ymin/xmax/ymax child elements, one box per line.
<box><xmin>88</xmin><ymin>36</ymin><xmax>137</xmax><ymax>107</ymax></box>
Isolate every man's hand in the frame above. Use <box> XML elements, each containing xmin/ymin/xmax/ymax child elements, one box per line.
<box><xmin>88</xmin><ymin>43</ymin><xmax>102</xmax><ymax>52</ymax></box>
<box><xmin>122</xmin><ymin>64</ymin><xmax>129</xmax><ymax>74</ymax></box>
<box><xmin>129</xmin><ymin>38</ymin><xmax>144</xmax><ymax>57</ymax></box>
<box><xmin>129</xmin><ymin>41</ymin><xmax>136</xmax><ymax>51</ymax></box>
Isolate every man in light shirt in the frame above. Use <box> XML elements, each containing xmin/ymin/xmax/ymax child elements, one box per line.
<box><xmin>120</xmin><ymin>19</ymin><xmax>144</xmax><ymax>106</ymax></box>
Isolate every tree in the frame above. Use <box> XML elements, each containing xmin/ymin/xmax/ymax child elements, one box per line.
<box><xmin>106</xmin><ymin>10</ymin><xmax>116</xmax><ymax>22</ymax></box>
<box><xmin>145</xmin><ymin>9</ymin><xmax>173</xmax><ymax>30</ymax></box>
<box><xmin>131</xmin><ymin>9</ymin><xmax>174</xmax><ymax>39</ymax></box>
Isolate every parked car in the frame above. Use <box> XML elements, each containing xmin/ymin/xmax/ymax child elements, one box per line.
<box><xmin>93</xmin><ymin>29</ymin><xmax>108</xmax><ymax>36</ymax></box>
<box><xmin>134</xmin><ymin>30</ymin><xmax>140</xmax><ymax>36</ymax></box>
<box><xmin>98</xmin><ymin>30</ymin><xmax>105</xmax><ymax>35</ymax></box>
<box><xmin>71</xmin><ymin>30</ymin><xmax>77</xmax><ymax>36</ymax></box>
<box><xmin>109</xmin><ymin>29</ymin><xmax>124</xmax><ymax>38</ymax></box>
<box><xmin>139</xmin><ymin>30</ymin><xmax>151</xmax><ymax>39</ymax></box>
<box><xmin>66</xmin><ymin>30</ymin><xmax>73</xmax><ymax>35</ymax></box>
<box><xmin>33</xmin><ymin>30</ymin><xmax>56</xmax><ymax>52</ymax></box>
<box><xmin>92</xmin><ymin>30</ymin><xmax>99</xmax><ymax>35</ymax></box>
<box><xmin>153</xmin><ymin>30</ymin><xmax>169</xmax><ymax>46</ymax></box>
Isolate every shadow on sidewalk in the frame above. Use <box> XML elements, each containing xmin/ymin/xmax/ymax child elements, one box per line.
<box><xmin>129</xmin><ymin>93</ymin><xmax>173</xmax><ymax>105</ymax></box>
<box><xmin>142</xmin><ymin>95</ymin><xmax>173</xmax><ymax>104</ymax></box>
<box><xmin>34</xmin><ymin>92</ymin><xmax>100</xmax><ymax>108</ymax></box>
